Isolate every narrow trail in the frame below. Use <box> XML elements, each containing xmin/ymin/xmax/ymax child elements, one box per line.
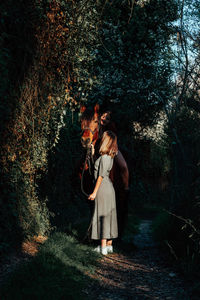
<box><xmin>85</xmin><ymin>220</ymin><xmax>190</xmax><ymax>300</ymax></box>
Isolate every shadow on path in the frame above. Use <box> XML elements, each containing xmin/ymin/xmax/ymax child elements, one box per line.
<box><xmin>86</xmin><ymin>220</ymin><xmax>190</xmax><ymax>300</ymax></box>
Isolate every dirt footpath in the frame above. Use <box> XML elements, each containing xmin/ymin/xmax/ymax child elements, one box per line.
<box><xmin>85</xmin><ymin>220</ymin><xmax>190</xmax><ymax>300</ymax></box>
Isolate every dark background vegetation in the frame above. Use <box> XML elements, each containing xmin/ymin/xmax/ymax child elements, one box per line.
<box><xmin>1</xmin><ymin>0</ymin><xmax>200</xmax><ymax>295</ymax></box>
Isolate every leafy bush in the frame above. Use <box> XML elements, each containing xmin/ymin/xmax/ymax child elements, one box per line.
<box><xmin>152</xmin><ymin>107</ymin><xmax>200</xmax><ymax>275</ymax></box>
<box><xmin>152</xmin><ymin>211</ymin><xmax>172</xmax><ymax>242</ymax></box>
<box><xmin>0</xmin><ymin>0</ymin><xmax>102</xmax><ymax>253</ymax></box>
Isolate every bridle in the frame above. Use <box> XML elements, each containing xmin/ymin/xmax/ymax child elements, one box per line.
<box><xmin>81</xmin><ymin>126</ymin><xmax>97</xmax><ymax>136</ymax></box>
<box><xmin>81</xmin><ymin>123</ymin><xmax>100</xmax><ymax>144</ymax></box>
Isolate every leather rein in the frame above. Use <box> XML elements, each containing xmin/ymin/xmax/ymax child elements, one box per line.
<box><xmin>81</xmin><ymin>120</ymin><xmax>102</xmax><ymax>241</ymax></box>
<box><xmin>80</xmin><ymin>122</ymin><xmax>100</xmax><ymax>197</ymax></box>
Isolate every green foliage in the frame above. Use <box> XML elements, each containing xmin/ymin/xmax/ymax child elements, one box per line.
<box><xmin>152</xmin><ymin>211</ymin><xmax>172</xmax><ymax>242</ymax></box>
<box><xmin>89</xmin><ymin>0</ymin><xmax>178</xmax><ymax>127</ymax></box>
<box><xmin>43</xmin><ymin>108</ymin><xmax>90</xmax><ymax>233</ymax></box>
<box><xmin>0</xmin><ymin>0</ymin><xmax>102</xmax><ymax>253</ymax></box>
<box><xmin>122</xmin><ymin>213</ymin><xmax>140</xmax><ymax>243</ymax></box>
<box><xmin>167</xmin><ymin>107</ymin><xmax>200</xmax><ymax>213</ymax></box>
<box><xmin>150</xmin><ymin>142</ymin><xmax>170</xmax><ymax>176</ymax></box>
<box><xmin>154</xmin><ymin>107</ymin><xmax>200</xmax><ymax>276</ymax></box>
<box><xmin>0</xmin><ymin>232</ymin><xmax>100</xmax><ymax>299</ymax></box>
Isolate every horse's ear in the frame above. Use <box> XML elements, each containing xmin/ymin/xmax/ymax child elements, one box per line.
<box><xmin>80</xmin><ymin>105</ymin><xmax>86</xmax><ymax>113</ymax></box>
<box><xmin>94</xmin><ymin>103</ymin><xmax>99</xmax><ymax>113</ymax></box>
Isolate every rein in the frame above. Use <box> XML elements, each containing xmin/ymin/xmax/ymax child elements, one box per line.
<box><xmin>80</xmin><ymin>118</ymin><xmax>100</xmax><ymax>241</ymax></box>
<box><xmin>80</xmin><ymin>145</ymin><xmax>95</xmax><ymax>242</ymax></box>
<box><xmin>81</xmin><ymin>146</ymin><xmax>94</xmax><ymax>197</ymax></box>
<box><xmin>80</xmin><ymin>120</ymin><xmax>101</xmax><ymax>197</ymax></box>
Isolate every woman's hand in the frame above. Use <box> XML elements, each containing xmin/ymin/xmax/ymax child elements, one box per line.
<box><xmin>91</xmin><ymin>144</ymin><xmax>95</xmax><ymax>156</ymax></box>
<box><xmin>88</xmin><ymin>191</ymin><xmax>96</xmax><ymax>201</ymax></box>
<box><xmin>88</xmin><ymin>176</ymin><xmax>102</xmax><ymax>201</ymax></box>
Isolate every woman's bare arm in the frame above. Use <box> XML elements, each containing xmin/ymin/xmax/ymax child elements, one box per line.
<box><xmin>88</xmin><ymin>176</ymin><xmax>103</xmax><ymax>200</ymax></box>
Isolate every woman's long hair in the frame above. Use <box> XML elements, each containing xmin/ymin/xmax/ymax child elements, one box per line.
<box><xmin>99</xmin><ymin>131</ymin><xmax>118</xmax><ymax>158</ymax></box>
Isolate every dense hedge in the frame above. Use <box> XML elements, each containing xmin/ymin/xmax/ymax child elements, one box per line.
<box><xmin>0</xmin><ymin>0</ymin><xmax>102</xmax><ymax>255</ymax></box>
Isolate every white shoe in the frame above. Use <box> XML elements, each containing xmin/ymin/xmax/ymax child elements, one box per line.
<box><xmin>106</xmin><ymin>245</ymin><xmax>113</xmax><ymax>253</ymax></box>
<box><xmin>94</xmin><ymin>246</ymin><xmax>107</xmax><ymax>255</ymax></box>
<box><xmin>94</xmin><ymin>245</ymin><xmax>101</xmax><ymax>253</ymax></box>
<box><xmin>101</xmin><ymin>247</ymin><xmax>108</xmax><ymax>255</ymax></box>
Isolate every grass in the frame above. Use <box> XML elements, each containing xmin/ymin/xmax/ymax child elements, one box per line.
<box><xmin>0</xmin><ymin>207</ymin><xmax>142</xmax><ymax>299</ymax></box>
<box><xmin>0</xmin><ymin>232</ymin><xmax>100</xmax><ymax>300</ymax></box>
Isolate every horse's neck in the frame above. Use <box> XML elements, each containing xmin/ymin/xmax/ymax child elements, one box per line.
<box><xmin>92</xmin><ymin>130</ymin><xmax>99</xmax><ymax>145</ymax></box>
<box><xmin>94</xmin><ymin>137</ymin><xmax>101</xmax><ymax>159</ymax></box>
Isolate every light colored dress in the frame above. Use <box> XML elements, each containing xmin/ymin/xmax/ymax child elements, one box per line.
<box><xmin>91</xmin><ymin>154</ymin><xmax>118</xmax><ymax>240</ymax></box>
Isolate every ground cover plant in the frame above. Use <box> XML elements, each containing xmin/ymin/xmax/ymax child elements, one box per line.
<box><xmin>0</xmin><ymin>232</ymin><xmax>100</xmax><ymax>300</ymax></box>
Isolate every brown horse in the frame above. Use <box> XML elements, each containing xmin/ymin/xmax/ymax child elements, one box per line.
<box><xmin>80</xmin><ymin>104</ymin><xmax>129</xmax><ymax>239</ymax></box>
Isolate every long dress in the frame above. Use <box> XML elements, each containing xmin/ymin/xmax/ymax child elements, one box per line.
<box><xmin>91</xmin><ymin>154</ymin><xmax>118</xmax><ymax>240</ymax></box>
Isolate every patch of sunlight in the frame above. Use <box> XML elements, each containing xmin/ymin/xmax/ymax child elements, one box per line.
<box><xmin>136</xmin><ymin>0</ymin><xmax>150</xmax><ymax>8</ymax></box>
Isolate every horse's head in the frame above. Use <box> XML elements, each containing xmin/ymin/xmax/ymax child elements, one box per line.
<box><xmin>80</xmin><ymin>104</ymin><xmax>100</xmax><ymax>149</ymax></box>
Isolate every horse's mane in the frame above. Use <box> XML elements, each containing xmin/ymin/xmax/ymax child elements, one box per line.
<box><xmin>81</xmin><ymin>107</ymin><xmax>99</xmax><ymax>122</ymax></box>
<box><xmin>101</xmin><ymin>122</ymin><xmax>117</xmax><ymax>135</ymax></box>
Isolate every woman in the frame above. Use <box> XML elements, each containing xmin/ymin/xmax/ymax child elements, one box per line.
<box><xmin>99</xmin><ymin>110</ymin><xmax>129</xmax><ymax>239</ymax></box>
<box><xmin>88</xmin><ymin>131</ymin><xmax>118</xmax><ymax>255</ymax></box>
<box><xmin>99</xmin><ymin>111</ymin><xmax>117</xmax><ymax>138</ymax></box>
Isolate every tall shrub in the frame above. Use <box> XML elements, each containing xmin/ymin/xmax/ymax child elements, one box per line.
<box><xmin>0</xmin><ymin>0</ymin><xmax>102</xmax><ymax>254</ymax></box>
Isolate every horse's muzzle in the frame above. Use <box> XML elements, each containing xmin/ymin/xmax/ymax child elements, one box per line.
<box><xmin>81</xmin><ymin>137</ymin><xmax>91</xmax><ymax>148</ymax></box>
